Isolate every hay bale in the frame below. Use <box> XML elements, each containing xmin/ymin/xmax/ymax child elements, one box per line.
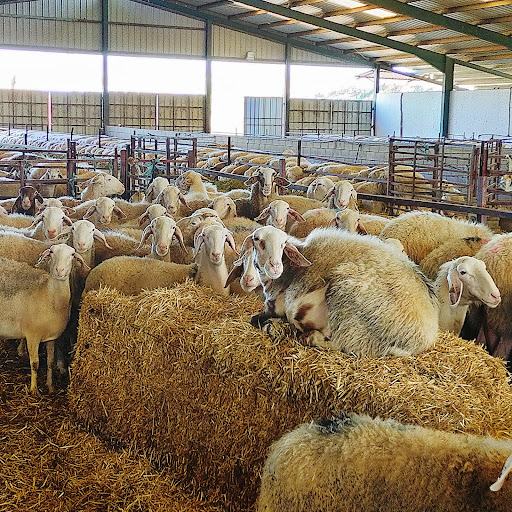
<box><xmin>70</xmin><ymin>282</ymin><xmax>512</xmax><ymax>511</ymax></box>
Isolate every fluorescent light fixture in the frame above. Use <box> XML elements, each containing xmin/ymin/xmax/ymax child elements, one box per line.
<box><xmin>328</xmin><ymin>0</ymin><xmax>365</xmax><ymax>7</ymax></box>
<box><xmin>365</xmin><ymin>8</ymin><xmax>397</xmax><ymax>18</ymax></box>
<box><xmin>392</xmin><ymin>65</ymin><xmax>417</xmax><ymax>75</ymax></box>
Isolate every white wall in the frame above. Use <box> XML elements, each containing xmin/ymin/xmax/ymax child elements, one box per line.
<box><xmin>448</xmin><ymin>89</ymin><xmax>512</xmax><ymax>138</ymax></box>
<box><xmin>375</xmin><ymin>91</ymin><xmax>442</xmax><ymax>138</ymax></box>
<box><xmin>376</xmin><ymin>88</ymin><xmax>512</xmax><ymax>139</ymax></box>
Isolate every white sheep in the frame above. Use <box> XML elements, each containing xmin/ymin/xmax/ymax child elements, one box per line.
<box><xmin>0</xmin><ymin>244</ymin><xmax>89</xmax><ymax>393</ymax></box>
<box><xmin>255</xmin><ymin>200</ymin><xmax>305</xmax><ymax>232</ymax></box>
<box><xmin>65</xmin><ymin>219</ymin><xmax>113</xmax><ymax>269</ymax></box>
<box><xmin>306</xmin><ymin>177</ymin><xmax>335</xmax><ymax>201</ymax></box>
<box><xmin>80</xmin><ymin>172</ymin><xmax>125</xmax><ymax>201</ymax></box>
<box><xmin>0</xmin><ymin>231</ymin><xmax>54</xmax><ymax>266</ymax></box>
<box><xmin>258</xmin><ymin>413</ymin><xmax>512</xmax><ymax>512</ymax></box>
<box><xmin>245</xmin><ymin>226</ymin><xmax>439</xmax><ymax>357</ymax></box>
<box><xmin>225</xmin><ymin>247</ymin><xmax>262</xmax><ymax>296</ymax></box>
<box><xmin>176</xmin><ymin>170</ymin><xmax>219</xmax><ymax>202</ymax></box>
<box><xmin>380</xmin><ymin>211</ymin><xmax>494</xmax><ymax>263</ymax></box>
<box><xmin>137</xmin><ymin>204</ymin><xmax>170</xmax><ymax>228</ymax></box>
<box><xmin>329</xmin><ymin>208</ymin><xmax>367</xmax><ymax>235</ymax></box>
<box><xmin>83</xmin><ymin>256</ymin><xmax>197</xmax><ymax>296</ymax></box>
<box><xmin>209</xmin><ymin>195</ymin><xmax>237</xmax><ymax>220</ymax></box>
<box><xmin>193</xmin><ymin>223</ymin><xmax>238</xmax><ymax>296</ymax></box>
<box><xmin>137</xmin><ymin>216</ymin><xmax>187</xmax><ymax>262</ymax></box>
<box><xmin>324</xmin><ymin>180</ymin><xmax>358</xmax><ymax>210</ymax></box>
<box><xmin>145</xmin><ymin>176</ymin><xmax>170</xmax><ymax>202</ymax></box>
<box><xmin>154</xmin><ymin>185</ymin><xmax>190</xmax><ymax>217</ymax></box>
<box><xmin>288</xmin><ymin>208</ymin><xmax>336</xmax><ymax>239</ymax></box>
<box><xmin>435</xmin><ymin>256</ymin><xmax>500</xmax><ymax>335</ymax></box>
<box><xmin>82</xmin><ymin>197</ymin><xmax>127</xmax><ymax>227</ymax></box>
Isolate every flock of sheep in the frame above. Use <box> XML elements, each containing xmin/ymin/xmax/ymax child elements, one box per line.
<box><xmin>0</xmin><ymin>138</ymin><xmax>511</xmax><ymax>510</ymax></box>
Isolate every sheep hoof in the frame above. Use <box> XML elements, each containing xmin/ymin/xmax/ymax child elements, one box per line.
<box><xmin>299</xmin><ymin>330</ymin><xmax>331</xmax><ymax>350</ymax></box>
<box><xmin>250</xmin><ymin>314</ymin><xmax>265</xmax><ymax>328</ymax></box>
<box><xmin>262</xmin><ymin>318</ymin><xmax>297</xmax><ymax>343</ymax></box>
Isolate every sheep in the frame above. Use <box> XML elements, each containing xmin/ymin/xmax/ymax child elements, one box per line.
<box><xmin>94</xmin><ymin>231</ymin><xmax>150</xmax><ymax>265</ymax></box>
<box><xmin>419</xmin><ymin>237</ymin><xmax>489</xmax><ymax>280</ymax></box>
<box><xmin>234</xmin><ymin>168</ymin><xmax>286</xmax><ymax>220</ymax></box>
<box><xmin>288</xmin><ymin>208</ymin><xmax>337</xmax><ymax>239</ymax></box>
<box><xmin>277</xmin><ymin>194</ymin><xmax>325</xmax><ymax>216</ymax></box>
<box><xmin>35</xmin><ymin>167</ymin><xmax>67</xmax><ymax>197</ymax></box>
<box><xmin>255</xmin><ymin>200</ymin><xmax>305</xmax><ymax>232</ymax></box>
<box><xmin>176</xmin><ymin>209</ymin><xmax>223</xmax><ymax>247</ymax></box>
<box><xmin>81</xmin><ymin>196</ymin><xmax>127</xmax><ymax>227</ymax></box>
<box><xmin>209</xmin><ymin>195</ymin><xmax>237</xmax><ymax>220</ymax></box>
<box><xmin>257</xmin><ymin>412</ymin><xmax>512</xmax><ymax>512</ymax></box>
<box><xmin>329</xmin><ymin>208</ymin><xmax>367</xmax><ymax>235</ymax></box>
<box><xmin>145</xmin><ymin>176</ymin><xmax>169</xmax><ymax>202</ymax></box>
<box><xmin>137</xmin><ymin>216</ymin><xmax>187</xmax><ymax>262</ymax></box>
<box><xmin>306</xmin><ymin>177</ymin><xmax>335</xmax><ymax>201</ymax></box>
<box><xmin>380</xmin><ymin>211</ymin><xmax>494</xmax><ymax>264</ymax></box>
<box><xmin>11</xmin><ymin>186</ymin><xmax>44</xmax><ymax>216</ymax></box>
<box><xmin>154</xmin><ymin>185</ymin><xmax>190</xmax><ymax>217</ymax></box>
<box><xmin>79</xmin><ymin>172</ymin><xmax>125</xmax><ymax>201</ymax></box>
<box><xmin>83</xmin><ymin>256</ymin><xmax>197</xmax><ymax>296</ymax></box>
<box><xmin>0</xmin><ymin>212</ymin><xmax>35</xmax><ymax>229</ymax></box>
<box><xmin>0</xmin><ymin>205</ymin><xmax>7</xmax><ymax>215</ymax></box>
<box><xmin>324</xmin><ymin>180</ymin><xmax>358</xmax><ymax>211</ymax></box>
<box><xmin>137</xmin><ymin>204</ymin><xmax>170</xmax><ymax>228</ymax></box>
<box><xmin>434</xmin><ymin>256</ymin><xmax>501</xmax><ymax>335</ymax></box>
<box><xmin>65</xmin><ymin>219</ymin><xmax>113</xmax><ymax>269</ymax></box>
<box><xmin>193</xmin><ymin>224</ymin><xmax>238</xmax><ymax>296</ymax></box>
<box><xmin>471</xmin><ymin>233</ymin><xmax>512</xmax><ymax>361</ymax></box>
<box><xmin>225</xmin><ymin>247</ymin><xmax>263</xmax><ymax>297</ymax></box>
<box><xmin>246</xmin><ymin>226</ymin><xmax>439</xmax><ymax>357</ymax></box>
<box><xmin>0</xmin><ymin>232</ymin><xmax>54</xmax><ymax>266</ymax></box>
<box><xmin>176</xmin><ymin>170</ymin><xmax>218</xmax><ymax>202</ymax></box>
<box><xmin>0</xmin><ymin>244</ymin><xmax>89</xmax><ymax>393</ymax></box>
<box><xmin>129</xmin><ymin>191</ymin><xmax>146</xmax><ymax>203</ymax></box>
<box><xmin>38</xmin><ymin>198</ymin><xmax>76</xmax><ymax>216</ymax></box>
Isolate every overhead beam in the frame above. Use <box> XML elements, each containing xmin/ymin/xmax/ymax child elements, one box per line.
<box><xmin>101</xmin><ymin>0</ymin><xmax>109</xmax><ymax>130</ymax></box>
<box><xmin>135</xmin><ymin>0</ymin><xmax>374</xmax><ymax>67</ymax></box>
<box><xmin>231</xmin><ymin>0</ymin><xmax>447</xmax><ymax>69</ymax></box>
<box><xmin>441</xmin><ymin>57</ymin><xmax>454</xmax><ymax>137</ymax></box>
<box><xmin>351</xmin><ymin>0</ymin><xmax>512</xmax><ymax>50</ymax></box>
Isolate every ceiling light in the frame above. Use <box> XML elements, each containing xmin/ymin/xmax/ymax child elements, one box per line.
<box><xmin>365</xmin><ymin>8</ymin><xmax>397</xmax><ymax>18</ymax></box>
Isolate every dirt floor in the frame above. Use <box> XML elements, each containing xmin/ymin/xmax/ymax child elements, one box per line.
<box><xmin>0</xmin><ymin>339</ymin><xmax>224</xmax><ymax>512</ymax></box>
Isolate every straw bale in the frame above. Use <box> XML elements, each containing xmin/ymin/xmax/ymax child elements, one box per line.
<box><xmin>70</xmin><ymin>282</ymin><xmax>512</xmax><ymax>511</ymax></box>
<box><xmin>0</xmin><ymin>340</ymin><xmax>222</xmax><ymax>512</ymax></box>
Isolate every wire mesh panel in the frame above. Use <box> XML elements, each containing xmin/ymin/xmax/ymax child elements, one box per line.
<box><xmin>244</xmin><ymin>97</ymin><xmax>283</xmax><ymax>136</ymax></box>
<box><xmin>51</xmin><ymin>92</ymin><xmax>102</xmax><ymax>134</ymax></box>
<box><xmin>158</xmin><ymin>94</ymin><xmax>204</xmax><ymax>132</ymax></box>
<box><xmin>289</xmin><ymin>99</ymin><xmax>372</xmax><ymax>135</ymax></box>
<box><xmin>0</xmin><ymin>89</ymin><xmax>48</xmax><ymax>130</ymax></box>
<box><xmin>480</xmin><ymin>140</ymin><xmax>512</xmax><ymax>209</ymax></box>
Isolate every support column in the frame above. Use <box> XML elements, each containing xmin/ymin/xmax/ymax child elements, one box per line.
<box><xmin>283</xmin><ymin>43</ymin><xmax>290</xmax><ymax>137</ymax></box>
<box><xmin>372</xmin><ymin>65</ymin><xmax>380</xmax><ymax>136</ymax></box>
<box><xmin>204</xmin><ymin>20</ymin><xmax>212</xmax><ymax>134</ymax></box>
<box><xmin>101</xmin><ymin>0</ymin><xmax>109</xmax><ymax>132</ymax></box>
<box><xmin>440</xmin><ymin>57</ymin><xmax>454</xmax><ymax>138</ymax></box>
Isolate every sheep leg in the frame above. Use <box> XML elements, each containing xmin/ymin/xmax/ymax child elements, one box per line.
<box><xmin>299</xmin><ymin>330</ymin><xmax>331</xmax><ymax>350</ymax></box>
<box><xmin>17</xmin><ymin>338</ymin><xmax>27</xmax><ymax>358</ymax></box>
<box><xmin>46</xmin><ymin>340</ymin><xmax>55</xmax><ymax>394</ymax></box>
<box><xmin>251</xmin><ymin>300</ymin><xmax>279</xmax><ymax>328</ymax></box>
<box><xmin>26</xmin><ymin>337</ymin><xmax>41</xmax><ymax>395</ymax></box>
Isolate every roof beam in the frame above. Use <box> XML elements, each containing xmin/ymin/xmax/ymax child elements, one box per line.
<box><xmin>353</xmin><ymin>0</ymin><xmax>512</xmax><ymax>49</ymax></box>
<box><xmin>133</xmin><ymin>0</ymin><xmax>373</xmax><ymax>67</ymax></box>
<box><xmin>228</xmin><ymin>8</ymin><xmax>266</xmax><ymax>19</ymax></box>
<box><xmin>232</xmin><ymin>0</ymin><xmax>447</xmax><ymax>69</ymax></box>
<box><xmin>197</xmin><ymin>0</ymin><xmax>231</xmax><ymax>9</ymax></box>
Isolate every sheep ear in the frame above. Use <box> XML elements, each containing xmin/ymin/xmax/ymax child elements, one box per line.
<box><xmin>92</xmin><ymin>174</ymin><xmax>104</xmax><ymax>184</ymax></box>
<box><xmin>447</xmin><ymin>268</ymin><xmax>464</xmax><ymax>307</ymax></box>
<box><xmin>322</xmin><ymin>187</ymin><xmax>335</xmax><ymax>201</ymax></box>
<box><xmin>55</xmin><ymin>231</ymin><xmax>71</xmax><ymax>242</ymax></box>
<box><xmin>136</xmin><ymin>225</ymin><xmax>153</xmax><ymax>250</ymax></box>
<box><xmin>173</xmin><ymin>226</ymin><xmax>188</xmax><ymax>253</ymax></box>
<box><xmin>29</xmin><ymin>212</ymin><xmax>44</xmax><ymax>228</ymax></box>
<box><xmin>351</xmin><ymin>189</ymin><xmax>357</xmax><ymax>200</ymax></box>
<box><xmin>490</xmin><ymin>452</ymin><xmax>512</xmax><ymax>492</ymax></box>
<box><xmin>83</xmin><ymin>205</ymin><xmax>96</xmax><ymax>220</ymax></box>
<box><xmin>254</xmin><ymin>206</ymin><xmax>271</xmax><ymax>222</ymax></box>
<box><xmin>357</xmin><ymin>220</ymin><xmax>368</xmax><ymax>235</ymax></box>
<box><xmin>93</xmin><ymin>229</ymin><xmax>113</xmax><ymax>249</ymax></box>
<box><xmin>73</xmin><ymin>252</ymin><xmax>91</xmax><ymax>271</ymax></box>
<box><xmin>113</xmin><ymin>206</ymin><xmax>127</xmax><ymax>219</ymax></box>
<box><xmin>284</xmin><ymin>241</ymin><xmax>311</xmax><ymax>267</ymax></box>
<box><xmin>35</xmin><ymin>248</ymin><xmax>52</xmax><ymax>267</ymax></box>
<box><xmin>193</xmin><ymin>233</ymin><xmax>205</xmax><ymax>258</ymax></box>
<box><xmin>63</xmin><ymin>215</ymin><xmax>74</xmax><ymax>227</ymax></box>
<box><xmin>225</xmin><ymin>231</ymin><xmax>239</xmax><ymax>256</ymax></box>
<box><xmin>245</xmin><ymin>175</ymin><xmax>259</xmax><ymax>186</ymax></box>
<box><xmin>11</xmin><ymin>196</ymin><xmax>22</xmax><ymax>213</ymax></box>
<box><xmin>239</xmin><ymin>234</ymin><xmax>255</xmax><ymax>255</ymax></box>
<box><xmin>137</xmin><ymin>212</ymin><xmax>149</xmax><ymax>227</ymax></box>
<box><xmin>287</xmin><ymin>209</ymin><xmax>305</xmax><ymax>223</ymax></box>
<box><xmin>328</xmin><ymin>218</ymin><xmax>337</xmax><ymax>228</ymax></box>
<box><xmin>35</xmin><ymin>191</ymin><xmax>45</xmax><ymax>204</ymax></box>
<box><xmin>200</xmin><ymin>175</ymin><xmax>213</xmax><ymax>183</ymax></box>
<box><xmin>225</xmin><ymin>263</ymin><xmax>244</xmax><ymax>288</ymax></box>
<box><xmin>145</xmin><ymin>183</ymin><xmax>154</xmax><ymax>199</ymax></box>
<box><xmin>77</xmin><ymin>178</ymin><xmax>92</xmax><ymax>191</ymax></box>
<box><xmin>63</xmin><ymin>206</ymin><xmax>76</xmax><ymax>216</ymax></box>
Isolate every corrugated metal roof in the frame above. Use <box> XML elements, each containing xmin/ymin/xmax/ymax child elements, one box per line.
<box><xmin>139</xmin><ymin>0</ymin><xmax>512</xmax><ymax>88</ymax></box>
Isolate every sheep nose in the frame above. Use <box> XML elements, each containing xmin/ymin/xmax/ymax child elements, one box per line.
<box><xmin>491</xmin><ymin>292</ymin><xmax>501</xmax><ymax>301</ymax></box>
<box><xmin>47</xmin><ymin>230</ymin><xmax>57</xmax><ymax>238</ymax></box>
<box><xmin>212</xmin><ymin>252</ymin><xmax>221</xmax><ymax>260</ymax></box>
<box><xmin>77</xmin><ymin>242</ymin><xmax>86</xmax><ymax>251</ymax></box>
<box><xmin>157</xmin><ymin>244</ymin><xmax>168</xmax><ymax>253</ymax></box>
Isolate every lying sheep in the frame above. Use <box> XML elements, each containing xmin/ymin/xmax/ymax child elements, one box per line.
<box><xmin>435</xmin><ymin>256</ymin><xmax>500</xmax><ymax>335</ymax></box>
<box><xmin>0</xmin><ymin>244</ymin><xmax>89</xmax><ymax>393</ymax></box>
<box><xmin>255</xmin><ymin>200</ymin><xmax>305</xmax><ymax>232</ymax></box>
<box><xmin>176</xmin><ymin>170</ymin><xmax>219</xmax><ymax>202</ymax></box>
<box><xmin>193</xmin><ymin>224</ymin><xmax>238</xmax><ymax>296</ymax></box>
<box><xmin>258</xmin><ymin>412</ymin><xmax>512</xmax><ymax>512</ymax></box>
<box><xmin>419</xmin><ymin>237</ymin><xmax>489</xmax><ymax>280</ymax></box>
<box><xmin>380</xmin><ymin>211</ymin><xmax>493</xmax><ymax>263</ymax></box>
<box><xmin>11</xmin><ymin>186</ymin><xmax>44</xmax><ymax>216</ymax></box>
<box><xmin>246</xmin><ymin>226</ymin><xmax>439</xmax><ymax>357</ymax></box>
<box><xmin>83</xmin><ymin>255</ymin><xmax>197</xmax><ymax>295</ymax></box>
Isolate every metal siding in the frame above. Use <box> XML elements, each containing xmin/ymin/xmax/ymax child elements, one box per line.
<box><xmin>212</xmin><ymin>25</ymin><xmax>285</xmax><ymax>61</ymax></box>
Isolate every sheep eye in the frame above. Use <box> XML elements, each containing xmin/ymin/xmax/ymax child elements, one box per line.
<box><xmin>460</xmin><ymin>270</ymin><xmax>467</xmax><ymax>275</ymax></box>
<box><xmin>260</xmin><ymin>240</ymin><xmax>266</xmax><ymax>250</ymax></box>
